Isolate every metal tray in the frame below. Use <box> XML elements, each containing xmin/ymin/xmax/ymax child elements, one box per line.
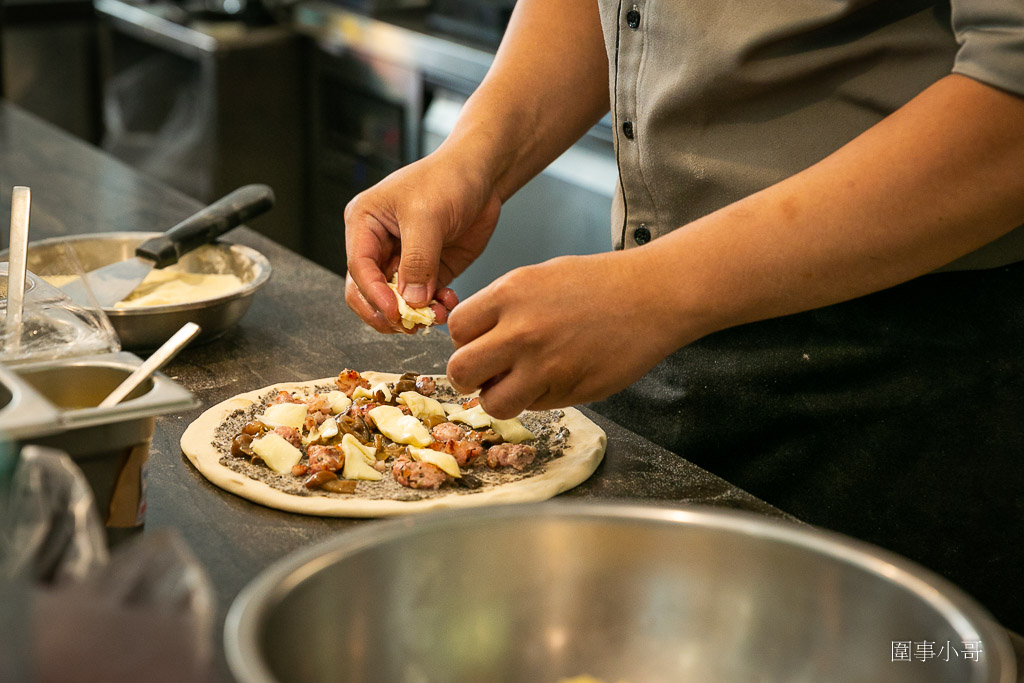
<box><xmin>11</xmin><ymin>351</ymin><xmax>198</xmax><ymax>433</ymax></box>
<box><xmin>0</xmin><ymin>362</ymin><xmax>62</xmax><ymax>440</ymax></box>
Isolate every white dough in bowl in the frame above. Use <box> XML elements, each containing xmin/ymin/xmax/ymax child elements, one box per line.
<box><xmin>45</xmin><ymin>267</ymin><xmax>243</xmax><ymax>308</ymax></box>
<box><xmin>113</xmin><ymin>269</ymin><xmax>243</xmax><ymax>308</ymax></box>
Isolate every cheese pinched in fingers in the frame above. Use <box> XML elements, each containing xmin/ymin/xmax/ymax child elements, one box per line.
<box><xmin>388</xmin><ymin>275</ymin><xmax>436</xmax><ymax>329</ymax></box>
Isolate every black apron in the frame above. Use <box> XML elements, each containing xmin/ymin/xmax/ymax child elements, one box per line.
<box><xmin>590</xmin><ymin>262</ymin><xmax>1024</xmax><ymax>632</ymax></box>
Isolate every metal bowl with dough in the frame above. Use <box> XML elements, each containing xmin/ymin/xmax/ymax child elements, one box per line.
<box><xmin>224</xmin><ymin>502</ymin><xmax>1016</xmax><ymax>683</ymax></box>
<box><xmin>22</xmin><ymin>232</ymin><xmax>271</xmax><ymax>350</ymax></box>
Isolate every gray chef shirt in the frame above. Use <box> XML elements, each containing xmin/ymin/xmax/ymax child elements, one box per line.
<box><xmin>596</xmin><ymin>0</ymin><xmax>1024</xmax><ymax>270</ymax></box>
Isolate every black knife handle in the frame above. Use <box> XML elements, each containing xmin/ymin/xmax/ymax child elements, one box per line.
<box><xmin>135</xmin><ymin>184</ymin><xmax>276</xmax><ymax>268</ymax></box>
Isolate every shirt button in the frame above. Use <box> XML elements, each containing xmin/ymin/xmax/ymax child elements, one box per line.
<box><xmin>622</xmin><ymin>120</ymin><xmax>634</xmax><ymax>140</ymax></box>
<box><xmin>626</xmin><ymin>6</ymin><xmax>641</xmax><ymax>29</ymax></box>
<box><xmin>633</xmin><ymin>223</ymin><xmax>651</xmax><ymax>245</ymax></box>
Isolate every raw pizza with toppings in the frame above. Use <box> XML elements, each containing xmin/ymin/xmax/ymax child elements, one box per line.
<box><xmin>180</xmin><ymin>370</ymin><xmax>607</xmax><ymax>517</ymax></box>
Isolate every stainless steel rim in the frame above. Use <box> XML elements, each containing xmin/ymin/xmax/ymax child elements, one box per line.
<box><xmin>223</xmin><ymin>501</ymin><xmax>1016</xmax><ymax>683</ymax></box>
<box><xmin>20</xmin><ymin>231</ymin><xmax>272</xmax><ymax>314</ymax></box>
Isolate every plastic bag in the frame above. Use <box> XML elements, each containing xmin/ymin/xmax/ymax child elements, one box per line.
<box><xmin>0</xmin><ymin>444</ymin><xmax>108</xmax><ymax>585</ymax></box>
<box><xmin>28</xmin><ymin>530</ymin><xmax>218</xmax><ymax>683</ymax></box>
<box><xmin>0</xmin><ymin>445</ymin><xmax>216</xmax><ymax>682</ymax></box>
<box><xmin>0</xmin><ymin>253</ymin><xmax>120</xmax><ymax>365</ymax></box>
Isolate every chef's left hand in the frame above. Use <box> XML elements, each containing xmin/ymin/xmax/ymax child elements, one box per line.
<box><xmin>446</xmin><ymin>250</ymin><xmax>689</xmax><ymax>418</ymax></box>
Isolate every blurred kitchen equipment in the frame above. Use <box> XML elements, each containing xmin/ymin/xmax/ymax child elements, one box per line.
<box><xmin>94</xmin><ymin>0</ymin><xmax>303</xmax><ymax>251</ymax></box>
<box><xmin>26</xmin><ymin>528</ymin><xmax>217</xmax><ymax>682</ymax></box>
<box><xmin>60</xmin><ymin>183</ymin><xmax>274</xmax><ymax>308</ymax></box>
<box><xmin>319</xmin><ymin>0</ymin><xmax>428</xmax><ymax>15</ymax></box>
<box><xmin>6</xmin><ymin>186</ymin><xmax>31</xmax><ymax>353</ymax></box>
<box><xmin>427</xmin><ymin>0</ymin><xmax>515</xmax><ymax>46</ymax></box>
<box><xmin>98</xmin><ymin>322</ymin><xmax>200</xmax><ymax>407</ymax></box>
<box><xmin>8</xmin><ymin>351</ymin><xmax>197</xmax><ymax>542</ymax></box>
<box><xmin>225</xmin><ymin>502</ymin><xmax>1016</xmax><ymax>683</ymax></box>
<box><xmin>0</xmin><ymin>448</ymin><xmax>216</xmax><ymax>682</ymax></box>
<box><xmin>20</xmin><ymin>232</ymin><xmax>272</xmax><ymax>350</ymax></box>
<box><xmin>295</xmin><ymin>3</ymin><xmax>615</xmax><ymax>288</ymax></box>
<box><xmin>1</xmin><ymin>0</ymin><xmax>102</xmax><ymax>144</ymax></box>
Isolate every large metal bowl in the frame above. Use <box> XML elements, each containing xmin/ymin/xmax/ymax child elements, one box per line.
<box><xmin>225</xmin><ymin>502</ymin><xmax>1016</xmax><ymax>683</ymax></box>
<box><xmin>21</xmin><ymin>232</ymin><xmax>271</xmax><ymax>350</ymax></box>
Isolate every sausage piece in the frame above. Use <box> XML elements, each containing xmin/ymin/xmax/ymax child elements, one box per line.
<box><xmin>431</xmin><ymin>422</ymin><xmax>466</xmax><ymax>442</ymax></box>
<box><xmin>485</xmin><ymin>443</ymin><xmax>537</xmax><ymax>471</ymax></box>
<box><xmin>274</xmin><ymin>426</ymin><xmax>302</xmax><ymax>448</ymax></box>
<box><xmin>335</xmin><ymin>369</ymin><xmax>370</xmax><ymax>397</ymax></box>
<box><xmin>307</xmin><ymin>445</ymin><xmax>344</xmax><ymax>473</ymax></box>
<box><xmin>392</xmin><ymin>457</ymin><xmax>448</xmax><ymax>489</ymax></box>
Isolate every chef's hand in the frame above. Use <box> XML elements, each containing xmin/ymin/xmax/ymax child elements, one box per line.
<box><xmin>344</xmin><ymin>150</ymin><xmax>502</xmax><ymax>333</ymax></box>
<box><xmin>446</xmin><ymin>250</ymin><xmax>689</xmax><ymax>418</ymax></box>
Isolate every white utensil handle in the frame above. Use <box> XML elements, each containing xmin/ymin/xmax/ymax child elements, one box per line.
<box><xmin>99</xmin><ymin>322</ymin><xmax>201</xmax><ymax>408</ymax></box>
<box><xmin>6</xmin><ymin>186</ymin><xmax>31</xmax><ymax>353</ymax></box>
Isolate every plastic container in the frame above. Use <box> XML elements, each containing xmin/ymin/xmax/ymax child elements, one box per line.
<box><xmin>0</xmin><ymin>263</ymin><xmax>120</xmax><ymax>364</ymax></box>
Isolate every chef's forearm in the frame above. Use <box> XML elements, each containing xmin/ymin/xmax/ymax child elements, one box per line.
<box><xmin>644</xmin><ymin>74</ymin><xmax>1024</xmax><ymax>344</ymax></box>
<box><xmin>439</xmin><ymin>0</ymin><xmax>610</xmax><ymax>203</ymax></box>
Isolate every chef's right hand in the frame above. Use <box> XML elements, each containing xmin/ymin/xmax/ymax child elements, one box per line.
<box><xmin>344</xmin><ymin>148</ymin><xmax>502</xmax><ymax>333</ymax></box>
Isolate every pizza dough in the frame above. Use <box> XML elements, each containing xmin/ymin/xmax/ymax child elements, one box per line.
<box><xmin>179</xmin><ymin>373</ymin><xmax>607</xmax><ymax>517</ymax></box>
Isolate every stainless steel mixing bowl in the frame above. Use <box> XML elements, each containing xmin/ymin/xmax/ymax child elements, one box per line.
<box><xmin>225</xmin><ymin>502</ymin><xmax>1016</xmax><ymax>683</ymax></box>
<box><xmin>21</xmin><ymin>232</ymin><xmax>271</xmax><ymax>350</ymax></box>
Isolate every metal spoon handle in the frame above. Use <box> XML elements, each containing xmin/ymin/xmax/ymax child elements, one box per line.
<box><xmin>98</xmin><ymin>322</ymin><xmax>201</xmax><ymax>408</ymax></box>
<box><xmin>6</xmin><ymin>186</ymin><xmax>31</xmax><ymax>353</ymax></box>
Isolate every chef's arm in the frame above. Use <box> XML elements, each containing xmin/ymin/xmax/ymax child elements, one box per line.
<box><xmin>447</xmin><ymin>74</ymin><xmax>1024</xmax><ymax>417</ymax></box>
<box><xmin>648</xmin><ymin>74</ymin><xmax>1024</xmax><ymax>342</ymax></box>
<box><xmin>344</xmin><ymin>0</ymin><xmax>608</xmax><ymax>327</ymax></box>
<box><xmin>439</xmin><ymin>0</ymin><xmax>610</xmax><ymax>202</ymax></box>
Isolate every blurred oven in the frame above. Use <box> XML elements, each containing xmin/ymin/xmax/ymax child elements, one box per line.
<box><xmin>1</xmin><ymin>0</ymin><xmax>102</xmax><ymax>143</ymax></box>
<box><xmin>305</xmin><ymin>43</ymin><xmax>423</xmax><ymax>276</ymax></box>
<box><xmin>92</xmin><ymin>0</ymin><xmax>304</xmax><ymax>251</ymax></box>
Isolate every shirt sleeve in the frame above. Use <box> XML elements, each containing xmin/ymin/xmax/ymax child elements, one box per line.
<box><xmin>951</xmin><ymin>0</ymin><xmax>1024</xmax><ymax>96</ymax></box>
